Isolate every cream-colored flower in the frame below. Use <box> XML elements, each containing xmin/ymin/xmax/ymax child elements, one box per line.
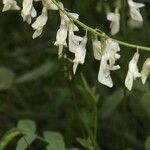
<box><xmin>54</xmin><ymin>2</ymin><xmax>79</xmax><ymax>57</ymax></box>
<box><xmin>21</xmin><ymin>0</ymin><xmax>37</xmax><ymax>24</ymax></box>
<box><xmin>73</xmin><ymin>36</ymin><xmax>87</xmax><ymax>74</ymax></box>
<box><xmin>107</xmin><ymin>11</ymin><xmax>120</xmax><ymax>35</ymax></box>
<box><xmin>92</xmin><ymin>37</ymin><xmax>102</xmax><ymax>60</ymax></box>
<box><xmin>127</xmin><ymin>19</ymin><xmax>143</xmax><ymax>29</ymax></box>
<box><xmin>128</xmin><ymin>0</ymin><xmax>145</xmax><ymax>22</ymax></box>
<box><xmin>141</xmin><ymin>58</ymin><xmax>150</xmax><ymax>84</ymax></box>
<box><xmin>98</xmin><ymin>39</ymin><xmax>120</xmax><ymax>87</ymax></box>
<box><xmin>2</xmin><ymin>0</ymin><xmax>20</xmax><ymax>12</ymax></box>
<box><xmin>68</xmin><ymin>30</ymin><xmax>83</xmax><ymax>53</ymax></box>
<box><xmin>54</xmin><ymin>25</ymin><xmax>68</xmax><ymax>57</ymax></box>
<box><xmin>41</xmin><ymin>0</ymin><xmax>58</xmax><ymax>10</ymax></box>
<box><xmin>125</xmin><ymin>52</ymin><xmax>141</xmax><ymax>90</ymax></box>
<box><xmin>32</xmin><ymin>7</ymin><xmax>48</xmax><ymax>39</ymax></box>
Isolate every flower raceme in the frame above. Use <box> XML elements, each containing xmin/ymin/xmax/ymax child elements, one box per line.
<box><xmin>1</xmin><ymin>0</ymin><xmax>150</xmax><ymax>90</ymax></box>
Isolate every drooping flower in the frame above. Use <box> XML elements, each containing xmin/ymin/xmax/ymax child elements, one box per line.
<box><xmin>68</xmin><ymin>30</ymin><xmax>83</xmax><ymax>53</ymax></box>
<box><xmin>2</xmin><ymin>0</ymin><xmax>20</xmax><ymax>12</ymax></box>
<box><xmin>98</xmin><ymin>39</ymin><xmax>120</xmax><ymax>87</ymax></box>
<box><xmin>107</xmin><ymin>10</ymin><xmax>120</xmax><ymax>35</ymax></box>
<box><xmin>21</xmin><ymin>0</ymin><xmax>37</xmax><ymax>24</ymax></box>
<box><xmin>141</xmin><ymin>58</ymin><xmax>150</xmax><ymax>84</ymax></box>
<box><xmin>92</xmin><ymin>36</ymin><xmax>102</xmax><ymax>60</ymax></box>
<box><xmin>73</xmin><ymin>36</ymin><xmax>87</xmax><ymax>74</ymax></box>
<box><xmin>32</xmin><ymin>7</ymin><xmax>48</xmax><ymax>39</ymax></box>
<box><xmin>127</xmin><ymin>19</ymin><xmax>143</xmax><ymax>29</ymax></box>
<box><xmin>54</xmin><ymin>2</ymin><xmax>80</xmax><ymax>57</ymax></box>
<box><xmin>128</xmin><ymin>0</ymin><xmax>145</xmax><ymax>22</ymax></box>
<box><xmin>42</xmin><ymin>0</ymin><xmax>58</xmax><ymax>10</ymax></box>
<box><xmin>125</xmin><ymin>52</ymin><xmax>141</xmax><ymax>91</ymax></box>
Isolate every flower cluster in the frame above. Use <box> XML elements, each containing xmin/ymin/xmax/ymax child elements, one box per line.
<box><xmin>107</xmin><ymin>0</ymin><xmax>145</xmax><ymax>35</ymax></box>
<box><xmin>1</xmin><ymin>0</ymin><xmax>150</xmax><ymax>90</ymax></box>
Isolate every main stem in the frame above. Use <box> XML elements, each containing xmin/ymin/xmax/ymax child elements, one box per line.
<box><xmin>51</xmin><ymin>0</ymin><xmax>150</xmax><ymax>52</ymax></box>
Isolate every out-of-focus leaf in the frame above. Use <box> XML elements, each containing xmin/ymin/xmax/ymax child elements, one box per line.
<box><xmin>0</xmin><ymin>128</ymin><xmax>20</xmax><ymax>150</ymax></box>
<box><xmin>100</xmin><ymin>89</ymin><xmax>124</xmax><ymax>118</ymax></box>
<box><xmin>0</xmin><ymin>67</ymin><xmax>15</xmax><ymax>90</ymax></box>
<box><xmin>145</xmin><ymin>136</ymin><xmax>150</xmax><ymax>150</ymax></box>
<box><xmin>17</xmin><ymin>119</ymin><xmax>36</xmax><ymax>134</ymax></box>
<box><xmin>76</xmin><ymin>137</ymin><xmax>93</xmax><ymax>150</ymax></box>
<box><xmin>16</xmin><ymin>134</ymin><xmax>36</xmax><ymax>150</ymax></box>
<box><xmin>16</xmin><ymin>61</ymin><xmax>54</xmax><ymax>83</ymax></box>
<box><xmin>43</xmin><ymin>131</ymin><xmax>65</xmax><ymax>150</ymax></box>
<box><xmin>141</xmin><ymin>92</ymin><xmax>150</xmax><ymax>117</ymax></box>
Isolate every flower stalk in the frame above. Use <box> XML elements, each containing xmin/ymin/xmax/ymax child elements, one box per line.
<box><xmin>51</xmin><ymin>0</ymin><xmax>150</xmax><ymax>52</ymax></box>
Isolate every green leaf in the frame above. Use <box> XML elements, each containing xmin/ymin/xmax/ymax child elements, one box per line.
<box><xmin>100</xmin><ymin>89</ymin><xmax>124</xmax><ymax>118</ymax></box>
<box><xmin>16</xmin><ymin>61</ymin><xmax>54</xmax><ymax>83</ymax></box>
<box><xmin>16</xmin><ymin>134</ymin><xmax>36</xmax><ymax>150</ymax></box>
<box><xmin>43</xmin><ymin>131</ymin><xmax>65</xmax><ymax>150</ymax></box>
<box><xmin>76</xmin><ymin>137</ymin><xmax>93</xmax><ymax>150</ymax></box>
<box><xmin>145</xmin><ymin>136</ymin><xmax>150</xmax><ymax>150</ymax></box>
<box><xmin>141</xmin><ymin>92</ymin><xmax>150</xmax><ymax>117</ymax></box>
<box><xmin>17</xmin><ymin>119</ymin><xmax>36</xmax><ymax>134</ymax></box>
<box><xmin>0</xmin><ymin>128</ymin><xmax>20</xmax><ymax>150</ymax></box>
<box><xmin>0</xmin><ymin>67</ymin><xmax>15</xmax><ymax>90</ymax></box>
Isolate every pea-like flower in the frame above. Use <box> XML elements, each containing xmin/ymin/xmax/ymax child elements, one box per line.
<box><xmin>141</xmin><ymin>58</ymin><xmax>150</xmax><ymax>84</ymax></box>
<box><xmin>107</xmin><ymin>10</ymin><xmax>120</xmax><ymax>35</ymax></box>
<box><xmin>2</xmin><ymin>0</ymin><xmax>20</xmax><ymax>12</ymax></box>
<box><xmin>98</xmin><ymin>39</ymin><xmax>120</xmax><ymax>87</ymax></box>
<box><xmin>21</xmin><ymin>0</ymin><xmax>37</xmax><ymax>24</ymax></box>
<box><xmin>73</xmin><ymin>36</ymin><xmax>87</xmax><ymax>74</ymax></box>
<box><xmin>125</xmin><ymin>52</ymin><xmax>141</xmax><ymax>91</ymax></box>
<box><xmin>92</xmin><ymin>36</ymin><xmax>102</xmax><ymax>60</ymax></box>
<box><xmin>128</xmin><ymin>0</ymin><xmax>145</xmax><ymax>22</ymax></box>
<box><xmin>32</xmin><ymin>7</ymin><xmax>48</xmax><ymax>39</ymax></box>
<box><xmin>54</xmin><ymin>2</ymin><xmax>79</xmax><ymax>57</ymax></box>
<box><xmin>68</xmin><ymin>30</ymin><xmax>83</xmax><ymax>53</ymax></box>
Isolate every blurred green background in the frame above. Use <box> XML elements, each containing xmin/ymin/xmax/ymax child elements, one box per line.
<box><xmin>0</xmin><ymin>0</ymin><xmax>150</xmax><ymax>150</ymax></box>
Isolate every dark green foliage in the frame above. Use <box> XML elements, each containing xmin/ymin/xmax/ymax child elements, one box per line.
<box><xmin>0</xmin><ymin>0</ymin><xmax>150</xmax><ymax>150</ymax></box>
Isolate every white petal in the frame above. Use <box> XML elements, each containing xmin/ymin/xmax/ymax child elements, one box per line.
<box><xmin>92</xmin><ymin>38</ymin><xmax>102</xmax><ymax>60</ymax></box>
<box><xmin>125</xmin><ymin>71</ymin><xmax>134</xmax><ymax>91</ymax></box>
<box><xmin>141</xmin><ymin>58</ymin><xmax>150</xmax><ymax>84</ymax></box>
<box><xmin>98</xmin><ymin>57</ymin><xmax>113</xmax><ymax>88</ymax></box>
<box><xmin>130</xmin><ymin>7</ymin><xmax>143</xmax><ymax>22</ymax></box>
<box><xmin>32</xmin><ymin>7</ymin><xmax>48</xmax><ymax>29</ymax></box>
<box><xmin>68</xmin><ymin>30</ymin><xmax>83</xmax><ymax>53</ymax></box>
<box><xmin>54</xmin><ymin>26</ymin><xmax>68</xmax><ymax>46</ymax></box>
<box><xmin>73</xmin><ymin>36</ymin><xmax>87</xmax><ymax>74</ymax></box>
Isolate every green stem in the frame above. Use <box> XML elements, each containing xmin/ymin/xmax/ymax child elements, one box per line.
<box><xmin>51</xmin><ymin>0</ymin><xmax>150</xmax><ymax>52</ymax></box>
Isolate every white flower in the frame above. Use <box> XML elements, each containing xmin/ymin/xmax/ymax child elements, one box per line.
<box><xmin>54</xmin><ymin>2</ymin><xmax>79</xmax><ymax>57</ymax></box>
<box><xmin>141</xmin><ymin>58</ymin><xmax>150</xmax><ymax>84</ymax></box>
<box><xmin>41</xmin><ymin>0</ymin><xmax>58</xmax><ymax>10</ymax></box>
<box><xmin>125</xmin><ymin>52</ymin><xmax>141</xmax><ymax>91</ymax></box>
<box><xmin>92</xmin><ymin>37</ymin><xmax>102</xmax><ymax>60</ymax></box>
<box><xmin>73</xmin><ymin>36</ymin><xmax>87</xmax><ymax>74</ymax></box>
<box><xmin>32</xmin><ymin>7</ymin><xmax>48</xmax><ymax>39</ymax></box>
<box><xmin>2</xmin><ymin>0</ymin><xmax>20</xmax><ymax>12</ymax></box>
<box><xmin>128</xmin><ymin>0</ymin><xmax>145</xmax><ymax>22</ymax></box>
<box><xmin>127</xmin><ymin>19</ymin><xmax>143</xmax><ymax>29</ymax></box>
<box><xmin>107</xmin><ymin>11</ymin><xmax>120</xmax><ymax>35</ymax></box>
<box><xmin>98</xmin><ymin>39</ymin><xmax>120</xmax><ymax>87</ymax></box>
<box><xmin>68</xmin><ymin>30</ymin><xmax>83</xmax><ymax>53</ymax></box>
<box><xmin>54</xmin><ymin>25</ymin><xmax>68</xmax><ymax>57</ymax></box>
<box><xmin>21</xmin><ymin>0</ymin><xmax>37</xmax><ymax>24</ymax></box>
